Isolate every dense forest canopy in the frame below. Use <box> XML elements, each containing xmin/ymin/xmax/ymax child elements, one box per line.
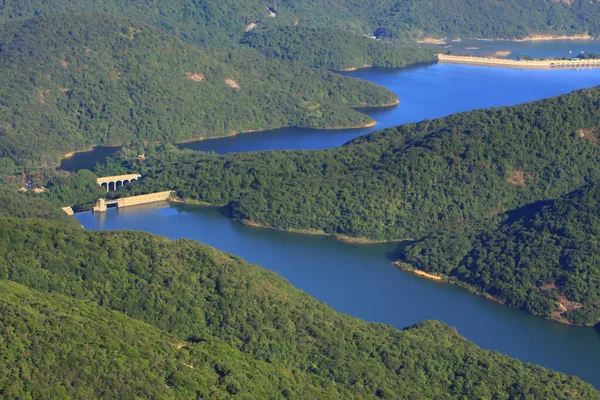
<box><xmin>242</xmin><ymin>26</ymin><xmax>436</xmax><ymax>70</ymax></box>
<box><xmin>110</xmin><ymin>87</ymin><xmax>600</xmax><ymax>241</ymax></box>
<box><xmin>400</xmin><ymin>183</ymin><xmax>600</xmax><ymax>326</ymax></box>
<box><xmin>0</xmin><ymin>0</ymin><xmax>599</xmax><ymax>396</ymax></box>
<box><xmin>0</xmin><ymin>0</ymin><xmax>598</xmax><ymax>44</ymax></box>
<box><xmin>0</xmin><ymin>13</ymin><xmax>396</xmax><ymax>168</ymax></box>
<box><xmin>94</xmin><ymin>87</ymin><xmax>600</xmax><ymax>324</ymax></box>
<box><xmin>0</xmin><ymin>194</ymin><xmax>598</xmax><ymax>398</ymax></box>
<box><xmin>0</xmin><ymin>187</ymin><xmax>81</xmax><ymax>226</ymax></box>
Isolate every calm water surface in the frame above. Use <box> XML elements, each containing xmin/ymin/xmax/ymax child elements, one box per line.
<box><xmin>60</xmin><ymin>64</ymin><xmax>600</xmax><ymax>163</ymax></box>
<box><xmin>74</xmin><ymin>61</ymin><xmax>600</xmax><ymax>387</ymax></box>
<box><xmin>76</xmin><ymin>204</ymin><xmax>600</xmax><ymax>388</ymax></box>
<box><xmin>181</xmin><ymin>63</ymin><xmax>600</xmax><ymax>153</ymax></box>
<box><xmin>421</xmin><ymin>38</ymin><xmax>600</xmax><ymax>59</ymax></box>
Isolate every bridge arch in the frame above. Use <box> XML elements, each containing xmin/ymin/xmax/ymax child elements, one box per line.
<box><xmin>97</xmin><ymin>174</ymin><xmax>141</xmax><ymax>192</ymax></box>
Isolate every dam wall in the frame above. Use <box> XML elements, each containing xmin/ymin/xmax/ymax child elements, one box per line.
<box><xmin>437</xmin><ymin>54</ymin><xmax>600</xmax><ymax>69</ymax></box>
<box><xmin>93</xmin><ymin>191</ymin><xmax>172</xmax><ymax>213</ymax></box>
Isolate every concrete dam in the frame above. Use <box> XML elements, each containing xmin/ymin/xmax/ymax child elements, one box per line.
<box><xmin>437</xmin><ymin>54</ymin><xmax>600</xmax><ymax>69</ymax></box>
<box><xmin>93</xmin><ymin>191</ymin><xmax>173</xmax><ymax>213</ymax></box>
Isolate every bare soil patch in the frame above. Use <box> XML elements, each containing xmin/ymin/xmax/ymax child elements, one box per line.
<box><xmin>186</xmin><ymin>72</ymin><xmax>205</xmax><ymax>82</ymax></box>
<box><xmin>417</xmin><ymin>37</ymin><xmax>446</xmax><ymax>44</ymax></box>
<box><xmin>507</xmin><ymin>170</ymin><xmax>525</xmax><ymax>185</ymax></box>
<box><xmin>578</xmin><ymin>128</ymin><xmax>598</xmax><ymax>144</ymax></box>
<box><xmin>225</xmin><ymin>78</ymin><xmax>240</xmax><ymax>89</ymax></box>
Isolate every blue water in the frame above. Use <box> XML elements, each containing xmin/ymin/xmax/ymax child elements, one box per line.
<box><xmin>76</xmin><ymin>62</ymin><xmax>600</xmax><ymax>387</ymax></box>
<box><xmin>76</xmin><ymin>204</ymin><xmax>600</xmax><ymax>388</ymax></box>
<box><xmin>181</xmin><ymin>63</ymin><xmax>600</xmax><ymax>153</ymax></box>
<box><xmin>421</xmin><ymin>38</ymin><xmax>600</xmax><ymax>59</ymax></box>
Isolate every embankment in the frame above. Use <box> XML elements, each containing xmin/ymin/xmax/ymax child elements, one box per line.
<box><xmin>437</xmin><ymin>54</ymin><xmax>600</xmax><ymax>69</ymax></box>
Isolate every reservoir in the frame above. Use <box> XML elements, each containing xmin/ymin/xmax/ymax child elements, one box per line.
<box><xmin>75</xmin><ymin>62</ymin><xmax>600</xmax><ymax>387</ymax></box>
<box><xmin>180</xmin><ymin>63</ymin><xmax>600</xmax><ymax>154</ymax></box>
<box><xmin>419</xmin><ymin>38</ymin><xmax>600</xmax><ymax>60</ymax></box>
<box><xmin>76</xmin><ymin>203</ymin><xmax>600</xmax><ymax>388</ymax></box>
<box><xmin>61</xmin><ymin>63</ymin><xmax>600</xmax><ymax>167</ymax></box>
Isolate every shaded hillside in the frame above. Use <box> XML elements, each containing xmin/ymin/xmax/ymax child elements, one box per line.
<box><xmin>400</xmin><ymin>183</ymin><xmax>600</xmax><ymax>326</ymax></box>
<box><xmin>0</xmin><ymin>281</ymin><xmax>351</xmax><ymax>399</ymax></box>
<box><xmin>0</xmin><ymin>187</ymin><xmax>81</xmax><ymax>226</ymax></box>
<box><xmin>0</xmin><ymin>14</ymin><xmax>395</xmax><ymax>168</ymax></box>
<box><xmin>113</xmin><ymin>87</ymin><xmax>600</xmax><ymax>242</ymax></box>
<box><xmin>0</xmin><ymin>201</ymin><xmax>597</xmax><ymax>397</ymax></box>
<box><xmin>0</xmin><ymin>0</ymin><xmax>597</xmax><ymax>44</ymax></box>
<box><xmin>242</xmin><ymin>27</ymin><xmax>437</xmax><ymax>70</ymax></box>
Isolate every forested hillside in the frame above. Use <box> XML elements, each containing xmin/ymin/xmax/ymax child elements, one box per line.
<box><xmin>0</xmin><ymin>195</ymin><xmax>598</xmax><ymax>398</ymax></box>
<box><xmin>0</xmin><ymin>188</ymin><xmax>81</xmax><ymax>226</ymax></box>
<box><xmin>111</xmin><ymin>87</ymin><xmax>600</xmax><ymax>242</ymax></box>
<box><xmin>400</xmin><ymin>183</ymin><xmax>600</xmax><ymax>326</ymax></box>
<box><xmin>0</xmin><ymin>14</ymin><xmax>395</xmax><ymax>168</ymax></box>
<box><xmin>0</xmin><ymin>0</ymin><xmax>598</xmax><ymax>44</ymax></box>
<box><xmin>0</xmin><ymin>281</ymin><xmax>350</xmax><ymax>399</ymax></box>
<box><xmin>242</xmin><ymin>27</ymin><xmax>436</xmax><ymax>70</ymax></box>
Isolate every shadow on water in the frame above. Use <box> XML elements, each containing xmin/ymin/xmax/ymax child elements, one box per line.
<box><xmin>59</xmin><ymin>146</ymin><xmax>121</xmax><ymax>172</ymax></box>
<box><xmin>75</xmin><ymin>203</ymin><xmax>600</xmax><ymax>388</ymax></box>
<box><xmin>384</xmin><ymin>240</ymin><xmax>414</xmax><ymax>262</ymax></box>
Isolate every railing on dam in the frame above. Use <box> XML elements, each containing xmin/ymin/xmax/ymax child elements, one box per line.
<box><xmin>93</xmin><ymin>191</ymin><xmax>173</xmax><ymax>213</ymax></box>
<box><xmin>97</xmin><ymin>174</ymin><xmax>142</xmax><ymax>191</ymax></box>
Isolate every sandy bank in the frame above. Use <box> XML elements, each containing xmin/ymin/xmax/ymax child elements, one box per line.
<box><xmin>338</xmin><ymin>64</ymin><xmax>373</xmax><ymax>72</ymax></box>
<box><xmin>62</xmin><ymin>147</ymin><xmax>96</xmax><ymax>159</ymax></box>
<box><xmin>418</xmin><ymin>37</ymin><xmax>446</xmax><ymax>45</ymax></box>
<box><xmin>321</xmin><ymin>120</ymin><xmax>376</xmax><ymax>130</ymax></box>
<box><xmin>394</xmin><ymin>260</ymin><xmax>594</xmax><ymax>326</ymax></box>
<box><xmin>515</xmin><ymin>34</ymin><xmax>593</xmax><ymax>42</ymax></box>
<box><xmin>393</xmin><ymin>262</ymin><xmax>445</xmax><ymax>281</ymax></box>
<box><xmin>238</xmin><ymin>219</ymin><xmax>402</xmax><ymax>243</ymax></box>
<box><xmin>170</xmin><ymin>200</ymin><xmax>392</xmax><ymax>243</ymax></box>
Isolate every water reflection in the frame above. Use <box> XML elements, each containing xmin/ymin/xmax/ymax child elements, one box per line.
<box><xmin>76</xmin><ymin>204</ymin><xmax>600</xmax><ymax>388</ymax></box>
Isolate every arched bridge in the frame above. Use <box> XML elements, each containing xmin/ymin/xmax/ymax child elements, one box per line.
<box><xmin>97</xmin><ymin>174</ymin><xmax>141</xmax><ymax>191</ymax></box>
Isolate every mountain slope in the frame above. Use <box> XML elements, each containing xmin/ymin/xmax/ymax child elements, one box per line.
<box><xmin>0</xmin><ymin>281</ymin><xmax>350</xmax><ymax>399</ymax></box>
<box><xmin>0</xmin><ymin>14</ymin><xmax>395</xmax><ymax>168</ymax></box>
<box><xmin>0</xmin><ymin>0</ymin><xmax>598</xmax><ymax>44</ymax></box>
<box><xmin>0</xmin><ymin>211</ymin><xmax>598</xmax><ymax>398</ymax></box>
<box><xmin>116</xmin><ymin>87</ymin><xmax>600</xmax><ymax>242</ymax></box>
<box><xmin>242</xmin><ymin>27</ymin><xmax>437</xmax><ymax>70</ymax></box>
<box><xmin>400</xmin><ymin>183</ymin><xmax>600</xmax><ymax>325</ymax></box>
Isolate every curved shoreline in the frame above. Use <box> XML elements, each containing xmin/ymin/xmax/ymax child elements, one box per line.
<box><xmin>392</xmin><ymin>261</ymin><xmax>593</xmax><ymax>327</ymax></box>
<box><xmin>169</xmin><ymin>198</ymin><xmax>403</xmax><ymax>243</ymax></box>
<box><xmin>415</xmin><ymin>34</ymin><xmax>595</xmax><ymax>44</ymax></box>
<box><xmin>238</xmin><ymin>218</ymin><xmax>401</xmax><ymax>244</ymax></box>
<box><xmin>58</xmin><ymin>114</ymin><xmax>389</xmax><ymax>166</ymax></box>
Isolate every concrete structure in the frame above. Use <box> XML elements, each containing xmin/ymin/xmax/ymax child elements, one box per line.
<box><xmin>97</xmin><ymin>174</ymin><xmax>141</xmax><ymax>191</ymax></box>
<box><xmin>93</xmin><ymin>191</ymin><xmax>173</xmax><ymax>213</ymax></box>
<box><xmin>437</xmin><ymin>54</ymin><xmax>600</xmax><ymax>69</ymax></box>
